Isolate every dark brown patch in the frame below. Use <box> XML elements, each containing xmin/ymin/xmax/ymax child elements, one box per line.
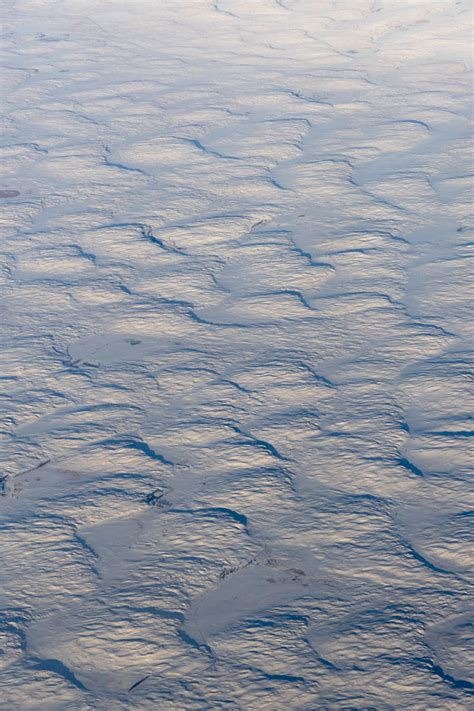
<box><xmin>0</xmin><ymin>190</ymin><xmax>20</xmax><ymax>198</ymax></box>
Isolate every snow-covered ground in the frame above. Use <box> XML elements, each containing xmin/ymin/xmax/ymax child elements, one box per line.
<box><xmin>0</xmin><ymin>0</ymin><xmax>472</xmax><ymax>708</ymax></box>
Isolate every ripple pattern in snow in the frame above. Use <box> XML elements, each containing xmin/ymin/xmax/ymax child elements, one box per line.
<box><xmin>0</xmin><ymin>0</ymin><xmax>473</xmax><ymax>708</ymax></box>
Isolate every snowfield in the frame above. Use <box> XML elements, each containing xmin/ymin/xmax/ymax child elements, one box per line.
<box><xmin>0</xmin><ymin>0</ymin><xmax>473</xmax><ymax>708</ymax></box>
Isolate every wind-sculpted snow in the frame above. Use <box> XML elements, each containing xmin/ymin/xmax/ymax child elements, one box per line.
<box><xmin>0</xmin><ymin>0</ymin><xmax>472</xmax><ymax>708</ymax></box>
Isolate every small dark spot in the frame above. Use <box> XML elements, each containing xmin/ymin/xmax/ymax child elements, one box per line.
<box><xmin>0</xmin><ymin>190</ymin><xmax>20</xmax><ymax>198</ymax></box>
<box><xmin>126</xmin><ymin>339</ymin><xmax>141</xmax><ymax>346</ymax></box>
<box><xmin>219</xmin><ymin>565</ymin><xmax>237</xmax><ymax>579</ymax></box>
<box><xmin>457</xmin><ymin>226</ymin><xmax>464</xmax><ymax>233</ymax></box>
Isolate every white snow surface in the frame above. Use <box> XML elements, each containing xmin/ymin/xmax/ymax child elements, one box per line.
<box><xmin>0</xmin><ymin>0</ymin><xmax>473</xmax><ymax>708</ymax></box>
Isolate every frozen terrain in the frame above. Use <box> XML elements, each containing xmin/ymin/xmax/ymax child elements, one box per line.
<box><xmin>0</xmin><ymin>0</ymin><xmax>473</xmax><ymax>708</ymax></box>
